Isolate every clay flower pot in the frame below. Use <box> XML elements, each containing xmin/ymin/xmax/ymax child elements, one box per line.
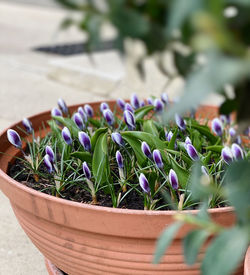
<box><xmin>244</xmin><ymin>247</ymin><xmax>250</xmax><ymax>275</ymax></box>
<box><xmin>0</xmin><ymin>101</ymin><xmax>242</xmax><ymax>274</ymax></box>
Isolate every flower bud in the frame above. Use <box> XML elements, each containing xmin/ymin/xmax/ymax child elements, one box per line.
<box><xmin>78</xmin><ymin>131</ymin><xmax>91</xmax><ymax>151</ymax></box>
<box><xmin>124</xmin><ymin>110</ymin><xmax>136</xmax><ymax>130</ymax></box>
<box><xmin>82</xmin><ymin>161</ymin><xmax>91</xmax><ymax>180</ymax></box>
<box><xmin>130</xmin><ymin>93</ymin><xmax>140</xmax><ymax>109</ymax></box>
<box><xmin>116</xmin><ymin>151</ymin><xmax>124</xmax><ymax>169</ymax></box>
<box><xmin>154</xmin><ymin>99</ymin><xmax>164</xmax><ymax>113</ymax></box>
<box><xmin>100</xmin><ymin>102</ymin><xmax>109</xmax><ymax>113</ymax></box>
<box><xmin>44</xmin><ymin>154</ymin><xmax>53</xmax><ymax>174</ymax></box>
<box><xmin>229</xmin><ymin>127</ymin><xmax>236</xmax><ymax>138</ymax></box>
<box><xmin>78</xmin><ymin>107</ymin><xmax>88</xmax><ymax>122</ymax></box>
<box><xmin>72</xmin><ymin>112</ymin><xmax>85</xmax><ymax>130</ymax></box>
<box><xmin>221</xmin><ymin>146</ymin><xmax>233</xmax><ymax>164</ymax></box>
<box><xmin>236</xmin><ymin>135</ymin><xmax>242</xmax><ymax>145</ymax></box>
<box><xmin>117</xmin><ymin>98</ymin><xmax>126</xmax><ymax>110</ymax></box>
<box><xmin>139</xmin><ymin>173</ymin><xmax>150</xmax><ymax>193</ymax></box>
<box><xmin>185</xmin><ymin>136</ymin><xmax>192</xmax><ymax>145</ymax></box>
<box><xmin>147</xmin><ymin>97</ymin><xmax>153</xmax><ymax>105</ymax></box>
<box><xmin>175</xmin><ymin>114</ymin><xmax>186</xmax><ymax>131</ymax></box>
<box><xmin>22</xmin><ymin>118</ymin><xmax>33</xmax><ymax>133</ymax></box>
<box><xmin>45</xmin><ymin>145</ymin><xmax>55</xmax><ymax>163</ymax></box>
<box><xmin>161</xmin><ymin>93</ymin><xmax>169</xmax><ymax>105</ymax></box>
<box><xmin>125</xmin><ymin>103</ymin><xmax>134</xmax><ymax>113</ymax></box>
<box><xmin>111</xmin><ymin>132</ymin><xmax>123</xmax><ymax>146</ymax></box>
<box><xmin>186</xmin><ymin>144</ymin><xmax>199</xmax><ymax>161</ymax></box>
<box><xmin>51</xmin><ymin>107</ymin><xmax>62</xmax><ymax>117</ymax></box>
<box><xmin>103</xmin><ymin>109</ymin><xmax>114</xmax><ymax>125</ymax></box>
<box><xmin>211</xmin><ymin>118</ymin><xmax>223</xmax><ymax>136</ymax></box>
<box><xmin>153</xmin><ymin>149</ymin><xmax>163</xmax><ymax>169</ymax></box>
<box><xmin>231</xmin><ymin>143</ymin><xmax>244</xmax><ymax>160</ymax></box>
<box><xmin>167</xmin><ymin>131</ymin><xmax>173</xmax><ymax>142</ymax></box>
<box><xmin>140</xmin><ymin>100</ymin><xmax>145</xmax><ymax>107</ymax></box>
<box><xmin>62</xmin><ymin>127</ymin><xmax>72</xmax><ymax>145</ymax></box>
<box><xmin>7</xmin><ymin>129</ymin><xmax>22</xmax><ymax>149</ymax></box>
<box><xmin>141</xmin><ymin>141</ymin><xmax>152</xmax><ymax>158</ymax></box>
<box><xmin>57</xmin><ymin>98</ymin><xmax>68</xmax><ymax>115</ymax></box>
<box><xmin>84</xmin><ymin>104</ymin><xmax>94</xmax><ymax>118</ymax></box>
<box><xmin>169</xmin><ymin>169</ymin><xmax>178</xmax><ymax>190</ymax></box>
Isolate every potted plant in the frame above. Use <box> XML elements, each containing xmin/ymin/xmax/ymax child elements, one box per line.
<box><xmin>0</xmin><ymin>95</ymin><xmax>249</xmax><ymax>274</ymax></box>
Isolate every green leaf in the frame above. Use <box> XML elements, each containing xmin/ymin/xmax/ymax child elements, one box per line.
<box><xmin>47</xmin><ymin>120</ymin><xmax>65</xmax><ymax>152</ymax></box>
<box><xmin>153</xmin><ymin>222</ymin><xmax>183</xmax><ymax>264</ymax></box>
<box><xmin>165</xmin><ymin>148</ymin><xmax>193</xmax><ymax>166</ymax></box>
<box><xmin>205</xmin><ymin>145</ymin><xmax>223</xmax><ymax>153</ymax></box>
<box><xmin>88</xmin><ymin>118</ymin><xmax>101</xmax><ymax>128</ymax></box>
<box><xmin>135</xmin><ymin>105</ymin><xmax>154</xmax><ymax>120</ymax></box>
<box><xmin>202</xmin><ymin>227</ymin><xmax>249</xmax><ymax>275</ymax></box>
<box><xmin>191</xmin><ymin>124</ymin><xmax>218</xmax><ymax>144</ymax></box>
<box><xmin>168</xmin><ymin>129</ymin><xmax>178</xmax><ymax>150</ymax></box>
<box><xmin>219</xmin><ymin>99</ymin><xmax>238</xmax><ymax>115</ymax></box>
<box><xmin>168</xmin><ymin>155</ymin><xmax>189</xmax><ymax>188</ymax></box>
<box><xmin>183</xmin><ymin>229</ymin><xmax>209</xmax><ymax>265</ymax></box>
<box><xmin>52</xmin><ymin>116</ymin><xmax>79</xmax><ymax>138</ymax></box>
<box><xmin>143</xmin><ymin>120</ymin><xmax>159</xmax><ymax>137</ymax></box>
<box><xmin>91</xmin><ymin>127</ymin><xmax>108</xmax><ymax>149</ymax></box>
<box><xmin>71</xmin><ymin>151</ymin><xmax>92</xmax><ymax>163</ymax></box>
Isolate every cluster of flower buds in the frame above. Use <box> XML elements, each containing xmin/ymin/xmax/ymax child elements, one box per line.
<box><xmin>221</xmin><ymin>143</ymin><xmax>244</xmax><ymax>164</ymax></box>
<box><xmin>78</xmin><ymin>131</ymin><xmax>91</xmax><ymax>151</ymax></box>
<box><xmin>62</xmin><ymin>127</ymin><xmax>72</xmax><ymax>145</ymax></box>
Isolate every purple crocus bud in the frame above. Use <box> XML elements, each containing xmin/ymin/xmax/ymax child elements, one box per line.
<box><xmin>229</xmin><ymin>127</ymin><xmax>236</xmax><ymax>138</ymax></box>
<box><xmin>175</xmin><ymin>114</ymin><xmax>186</xmax><ymax>131</ymax></box>
<box><xmin>124</xmin><ymin>110</ymin><xmax>136</xmax><ymax>130</ymax></box>
<box><xmin>140</xmin><ymin>100</ymin><xmax>145</xmax><ymax>107</ymax></box>
<box><xmin>221</xmin><ymin>146</ymin><xmax>233</xmax><ymax>164</ymax></box>
<box><xmin>84</xmin><ymin>104</ymin><xmax>94</xmax><ymax>118</ymax></box>
<box><xmin>211</xmin><ymin>118</ymin><xmax>223</xmax><ymax>136</ymax></box>
<box><xmin>117</xmin><ymin>98</ymin><xmax>126</xmax><ymax>110</ymax></box>
<box><xmin>186</xmin><ymin>144</ymin><xmax>199</xmax><ymax>161</ymax></box>
<box><xmin>103</xmin><ymin>109</ymin><xmax>114</xmax><ymax>125</ymax></box>
<box><xmin>130</xmin><ymin>93</ymin><xmax>140</xmax><ymax>109</ymax></box>
<box><xmin>141</xmin><ymin>141</ymin><xmax>152</xmax><ymax>158</ymax></box>
<box><xmin>100</xmin><ymin>102</ymin><xmax>109</xmax><ymax>113</ymax></box>
<box><xmin>45</xmin><ymin>145</ymin><xmax>55</xmax><ymax>163</ymax></box>
<box><xmin>161</xmin><ymin>93</ymin><xmax>169</xmax><ymax>105</ymax></box>
<box><xmin>201</xmin><ymin>166</ymin><xmax>209</xmax><ymax>176</ymax></box>
<box><xmin>116</xmin><ymin>151</ymin><xmax>124</xmax><ymax>169</ymax></box>
<box><xmin>165</xmin><ymin>131</ymin><xmax>168</xmax><ymax>141</ymax></box>
<box><xmin>7</xmin><ymin>129</ymin><xmax>22</xmax><ymax>149</ymax></box>
<box><xmin>125</xmin><ymin>103</ymin><xmax>134</xmax><ymax>113</ymax></box>
<box><xmin>82</xmin><ymin>161</ymin><xmax>91</xmax><ymax>179</ymax></box>
<box><xmin>57</xmin><ymin>98</ymin><xmax>68</xmax><ymax>115</ymax></box>
<box><xmin>78</xmin><ymin>107</ymin><xmax>88</xmax><ymax>122</ymax></box>
<box><xmin>44</xmin><ymin>154</ymin><xmax>53</xmax><ymax>174</ymax></box>
<box><xmin>111</xmin><ymin>132</ymin><xmax>123</xmax><ymax>146</ymax></box>
<box><xmin>167</xmin><ymin>131</ymin><xmax>173</xmax><ymax>142</ymax></box>
<box><xmin>154</xmin><ymin>99</ymin><xmax>164</xmax><ymax>113</ymax></box>
<box><xmin>236</xmin><ymin>135</ymin><xmax>242</xmax><ymax>145</ymax></box>
<box><xmin>153</xmin><ymin>149</ymin><xmax>164</xmax><ymax>169</ymax></box>
<box><xmin>169</xmin><ymin>169</ymin><xmax>179</xmax><ymax>190</ymax></box>
<box><xmin>22</xmin><ymin>118</ymin><xmax>33</xmax><ymax>133</ymax></box>
<box><xmin>78</xmin><ymin>131</ymin><xmax>91</xmax><ymax>151</ymax></box>
<box><xmin>51</xmin><ymin>107</ymin><xmax>62</xmax><ymax>117</ymax></box>
<box><xmin>139</xmin><ymin>173</ymin><xmax>150</xmax><ymax>193</ymax></box>
<box><xmin>231</xmin><ymin>143</ymin><xmax>244</xmax><ymax>160</ymax></box>
<box><xmin>147</xmin><ymin>97</ymin><xmax>153</xmax><ymax>105</ymax></box>
<box><xmin>61</xmin><ymin>127</ymin><xmax>72</xmax><ymax>145</ymax></box>
<box><xmin>220</xmin><ymin>115</ymin><xmax>227</xmax><ymax>125</ymax></box>
<box><xmin>72</xmin><ymin>112</ymin><xmax>85</xmax><ymax>130</ymax></box>
<box><xmin>185</xmin><ymin>137</ymin><xmax>192</xmax><ymax>145</ymax></box>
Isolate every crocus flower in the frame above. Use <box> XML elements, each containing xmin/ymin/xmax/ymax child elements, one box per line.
<box><xmin>84</xmin><ymin>104</ymin><xmax>94</xmax><ymax>118</ymax></box>
<box><xmin>147</xmin><ymin>97</ymin><xmax>153</xmax><ymax>105</ymax></box>
<box><xmin>125</xmin><ymin>103</ymin><xmax>134</xmax><ymax>113</ymax></box>
<box><xmin>175</xmin><ymin>114</ymin><xmax>186</xmax><ymax>131</ymax></box>
<box><xmin>231</xmin><ymin>143</ymin><xmax>244</xmax><ymax>160</ymax></box>
<box><xmin>116</xmin><ymin>151</ymin><xmax>124</xmax><ymax>169</ymax></box>
<box><xmin>111</xmin><ymin>132</ymin><xmax>123</xmax><ymax>146</ymax></box>
<box><xmin>185</xmin><ymin>136</ymin><xmax>192</xmax><ymax>145</ymax></box>
<box><xmin>44</xmin><ymin>154</ymin><xmax>53</xmax><ymax>173</ymax></box>
<box><xmin>45</xmin><ymin>145</ymin><xmax>55</xmax><ymax>163</ymax></box>
<box><xmin>22</xmin><ymin>118</ymin><xmax>33</xmax><ymax>133</ymax></box>
<box><xmin>236</xmin><ymin>135</ymin><xmax>242</xmax><ymax>145</ymax></box>
<box><xmin>201</xmin><ymin>166</ymin><xmax>209</xmax><ymax>176</ymax></box>
<box><xmin>78</xmin><ymin>107</ymin><xmax>88</xmax><ymax>122</ymax></box>
<box><xmin>57</xmin><ymin>98</ymin><xmax>68</xmax><ymax>115</ymax></box>
<box><xmin>169</xmin><ymin>169</ymin><xmax>178</xmax><ymax>190</ymax></box>
<box><xmin>153</xmin><ymin>149</ymin><xmax>163</xmax><ymax>169</ymax></box>
<box><xmin>221</xmin><ymin>146</ymin><xmax>233</xmax><ymax>164</ymax></box>
<box><xmin>61</xmin><ymin>127</ymin><xmax>72</xmax><ymax>145</ymax></box>
<box><xmin>139</xmin><ymin>173</ymin><xmax>150</xmax><ymax>193</ymax></box>
<box><xmin>167</xmin><ymin>131</ymin><xmax>173</xmax><ymax>142</ymax></box>
<box><xmin>7</xmin><ymin>129</ymin><xmax>22</xmax><ymax>149</ymax></box>
<box><xmin>140</xmin><ymin>100</ymin><xmax>145</xmax><ymax>107</ymax></box>
<box><xmin>72</xmin><ymin>112</ymin><xmax>85</xmax><ymax>130</ymax></box>
<box><xmin>154</xmin><ymin>99</ymin><xmax>164</xmax><ymax>113</ymax></box>
<box><xmin>161</xmin><ymin>93</ymin><xmax>169</xmax><ymax>105</ymax></box>
<box><xmin>186</xmin><ymin>144</ymin><xmax>199</xmax><ymax>161</ymax></box>
<box><xmin>141</xmin><ymin>141</ymin><xmax>152</xmax><ymax>158</ymax></box>
<box><xmin>229</xmin><ymin>127</ymin><xmax>236</xmax><ymax>138</ymax></box>
<box><xmin>124</xmin><ymin>110</ymin><xmax>136</xmax><ymax>130</ymax></box>
<box><xmin>103</xmin><ymin>109</ymin><xmax>114</xmax><ymax>125</ymax></box>
<box><xmin>78</xmin><ymin>131</ymin><xmax>91</xmax><ymax>151</ymax></box>
<box><xmin>82</xmin><ymin>161</ymin><xmax>91</xmax><ymax>180</ymax></box>
<box><xmin>100</xmin><ymin>102</ymin><xmax>109</xmax><ymax>113</ymax></box>
<box><xmin>211</xmin><ymin>118</ymin><xmax>223</xmax><ymax>136</ymax></box>
<box><xmin>130</xmin><ymin>93</ymin><xmax>140</xmax><ymax>109</ymax></box>
<box><xmin>117</xmin><ymin>98</ymin><xmax>126</xmax><ymax>110</ymax></box>
<box><xmin>51</xmin><ymin>107</ymin><xmax>62</xmax><ymax>117</ymax></box>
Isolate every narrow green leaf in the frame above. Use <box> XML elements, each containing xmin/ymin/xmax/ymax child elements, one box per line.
<box><xmin>52</xmin><ymin>116</ymin><xmax>79</xmax><ymax>138</ymax></box>
<box><xmin>135</xmin><ymin>105</ymin><xmax>154</xmax><ymax>120</ymax></box>
<box><xmin>143</xmin><ymin>120</ymin><xmax>159</xmax><ymax>137</ymax></box>
<box><xmin>205</xmin><ymin>145</ymin><xmax>223</xmax><ymax>153</ymax></box>
<box><xmin>168</xmin><ymin>129</ymin><xmax>178</xmax><ymax>150</ymax></box>
<box><xmin>168</xmin><ymin>155</ymin><xmax>189</xmax><ymax>188</ymax></box>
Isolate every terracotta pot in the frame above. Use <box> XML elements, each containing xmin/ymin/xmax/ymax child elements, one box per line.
<box><xmin>245</xmin><ymin>247</ymin><xmax>250</xmax><ymax>275</ymax></box>
<box><xmin>45</xmin><ymin>258</ymin><xmax>64</xmax><ymax>275</ymax></box>
<box><xmin>0</xmin><ymin>102</ymin><xmax>242</xmax><ymax>274</ymax></box>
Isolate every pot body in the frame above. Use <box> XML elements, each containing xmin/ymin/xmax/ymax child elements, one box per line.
<box><xmin>0</xmin><ymin>102</ymin><xmax>241</xmax><ymax>274</ymax></box>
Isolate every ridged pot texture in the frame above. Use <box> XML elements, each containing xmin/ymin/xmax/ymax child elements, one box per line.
<box><xmin>0</xmin><ymin>102</ymin><xmax>240</xmax><ymax>275</ymax></box>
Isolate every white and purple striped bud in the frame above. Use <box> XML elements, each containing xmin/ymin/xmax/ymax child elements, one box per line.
<box><xmin>161</xmin><ymin>93</ymin><xmax>169</xmax><ymax>105</ymax></box>
<box><xmin>51</xmin><ymin>107</ymin><xmax>62</xmax><ymax>117</ymax></box>
<box><xmin>139</xmin><ymin>173</ymin><xmax>150</xmax><ymax>193</ymax></box>
<box><xmin>82</xmin><ymin>161</ymin><xmax>91</xmax><ymax>179</ymax></box>
<box><xmin>167</xmin><ymin>131</ymin><xmax>173</xmax><ymax>142</ymax></box>
<box><xmin>140</xmin><ymin>100</ymin><xmax>145</xmax><ymax>107</ymax></box>
<box><xmin>103</xmin><ymin>109</ymin><xmax>114</xmax><ymax>125</ymax></box>
<box><xmin>44</xmin><ymin>154</ymin><xmax>53</xmax><ymax>174</ymax></box>
<box><xmin>84</xmin><ymin>104</ymin><xmax>94</xmax><ymax>118</ymax></box>
<box><xmin>175</xmin><ymin>114</ymin><xmax>186</xmax><ymax>131</ymax></box>
<box><xmin>111</xmin><ymin>132</ymin><xmax>123</xmax><ymax>146</ymax></box>
<box><xmin>201</xmin><ymin>166</ymin><xmax>209</xmax><ymax>176</ymax></box>
<box><xmin>185</xmin><ymin>136</ymin><xmax>192</xmax><ymax>145</ymax></box>
<box><xmin>221</xmin><ymin>146</ymin><xmax>233</xmax><ymax>164</ymax></box>
<box><xmin>22</xmin><ymin>118</ymin><xmax>33</xmax><ymax>133</ymax></box>
<box><xmin>130</xmin><ymin>93</ymin><xmax>140</xmax><ymax>109</ymax></box>
<box><xmin>186</xmin><ymin>144</ymin><xmax>199</xmax><ymax>161</ymax></box>
<box><xmin>220</xmin><ymin>115</ymin><xmax>227</xmax><ymax>125</ymax></box>
<box><xmin>57</xmin><ymin>98</ymin><xmax>68</xmax><ymax>115</ymax></box>
<box><xmin>231</xmin><ymin>143</ymin><xmax>244</xmax><ymax>160</ymax></box>
<box><xmin>141</xmin><ymin>141</ymin><xmax>152</xmax><ymax>158</ymax></box>
<box><xmin>78</xmin><ymin>131</ymin><xmax>91</xmax><ymax>151</ymax></box>
<box><xmin>124</xmin><ymin>110</ymin><xmax>136</xmax><ymax>130</ymax></box>
<box><xmin>45</xmin><ymin>145</ymin><xmax>55</xmax><ymax>163</ymax></box>
<box><xmin>117</xmin><ymin>98</ymin><xmax>126</xmax><ymax>110</ymax></box>
<box><xmin>72</xmin><ymin>112</ymin><xmax>85</xmax><ymax>130</ymax></box>
<box><xmin>229</xmin><ymin>127</ymin><xmax>236</xmax><ymax>138</ymax></box>
<box><xmin>154</xmin><ymin>99</ymin><xmax>164</xmax><ymax>113</ymax></box>
<box><xmin>169</xmin><ymin>169</ymin><xmax>179</xmax><ymax>190</ymax></box>
<box><xmin>153</xmin><ymin>149</ymin><xmax>164</xmax><ymax>169</ymax></box>
<box><xmin>61</xmin><ymin>127</ymin><xmax>72</xmax><ymax>145</ymax></box>
<box><xmin>116</xmin><ymin>151</ymin><xmax>124</xmax><ymax>169</ymax></box>
<box><xmin>100</xmin><ymin>102</ymin><xmax>109</xmax><ymax>113</ymax></box>
<box><xmin>147</xmin><ymin>97</ymin><xmax>153</xmax><ymax>105</ymax></box>
<box><xmin>211</xmin><ymin>118</ymin><xmax>223</xmax><ymax>136</ymax></box>
<box><xmin>7</xmin><ymin>129</ymin><xmax>22</xmax><ymax>149</ymax></box>
<box><xmin>78</xmin><ymin>107</ymin><xmax>88</xmax><ymax>122</ymax></box>
<box><xmin>125</xmin><ymin>103</ymin><xmax>134</xmax><ymax>113</ymax></box>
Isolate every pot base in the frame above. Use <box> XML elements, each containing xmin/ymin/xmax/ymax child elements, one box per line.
<box><xmin>45</xmin><ymin>258</ymin><xmax>64</xmax><ymax>275</ymax></box>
